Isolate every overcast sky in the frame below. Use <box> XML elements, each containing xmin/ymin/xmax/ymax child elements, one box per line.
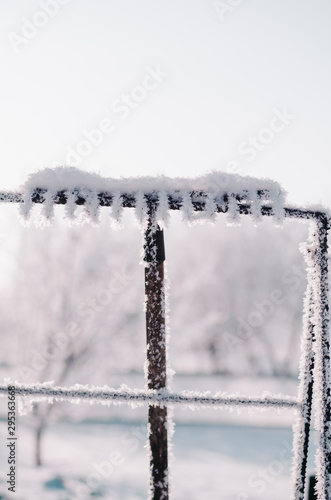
<box><xmin>1</xmin><ymin>0</ymin><xmax>331</xmax><ymax>207</ymax></box>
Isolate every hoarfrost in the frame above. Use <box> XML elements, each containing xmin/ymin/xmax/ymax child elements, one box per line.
<box><xmin>42</xmin><ymin>190</ymin><xmax>55</xmax><ymax>222</ymax></box>
<box><xmin>110</xmin><ymin>190</ymin><xmax>123</xmax><ymax>227</ymax></box>
<box><xmin>290</xmin><ymin>214</ymin><xmax>331</xmax><ymax>500</ymax></box>
<box><xmin>135</xmin><ymin>190</ymin><xmax>148</xmax><ymax>227</ymax></box>
<box><xmin>249</xmin><ymin>189</ymin><xmax>262</xmax><ymax>224</ymax></box>
<box><xmin>18</xmin><ymin>167</ymin><xmax>286</xmax><ymax>227</ymax></box>
<box><xmin>0</xmin><ymin>380</ymin><xmax>300</xmax><ymax>414</ymax></box>
<box><xmin>64</xmin><ymin>190</ymin><xmax>77</xmax><ymax>220</ymax></box>
<box><xmin>156</xmin><ymin>190</ymin><xmax>170</xmax><ymax>228</ymax></box>
<box><xmin>18</xmin><ymin>189</ymin><xmax>33</xmax><ymax>224</ymax></box>
<box><xmin>227</xmin><ymin>194</ymin><xmax>240</xmax><ymax>225</ymax></box>
<box><xmin>82</xmin><ymin>188</ymin><xmax>100</xmax><ymax>225</ymax></box>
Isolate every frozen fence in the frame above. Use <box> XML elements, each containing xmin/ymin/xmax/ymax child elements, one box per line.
<box><xmin>0</xmin><ymin>168</ymin><xmax>330</xmax><ymax>500</ymax></box>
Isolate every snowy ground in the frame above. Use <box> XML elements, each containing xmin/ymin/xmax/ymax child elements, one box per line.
<box><xmin>0</xmin><ymin>418</ymin><xmax>317</xmax><ymax>500</ymax></box>
<box><xmin>0</xmin><ymin>375</ymin><xmax>318</xmax><ymax>500</ymax></box>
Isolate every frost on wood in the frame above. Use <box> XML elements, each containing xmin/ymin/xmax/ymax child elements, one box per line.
<box><xmin>13</xmin><ymin>166</ymin><xmax>286</xmax><ymax>226</ymax></box>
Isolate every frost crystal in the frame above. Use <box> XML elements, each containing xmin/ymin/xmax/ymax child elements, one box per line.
<box><xmin>110</xmin><ymin>190</ymin><xmax>123</xmax><ymax>227</ymax></box>
<box><xmin>64</xmin><ymin>190</ymin><xmax>77</xmax><ymax>220</ymax></box>
<box><xmin>135</xmin><ymin>190</ymin><xmax>148</xmax><ymax>226</ymax></box>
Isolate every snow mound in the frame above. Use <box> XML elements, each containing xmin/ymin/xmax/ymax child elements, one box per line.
<box><xmin>20</xmin><ymin>167</ymin><xmax>286</xmax><ymax>226</ymax></box>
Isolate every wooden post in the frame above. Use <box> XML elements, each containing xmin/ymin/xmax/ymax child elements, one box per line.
<box><xmin>144</xmin><ymin>203</ymin><xmax>168</xmax><ymax>500</ymax></box>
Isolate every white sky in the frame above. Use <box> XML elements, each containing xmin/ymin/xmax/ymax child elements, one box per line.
<box><xmin>0</xmin><ymin>0</ymin><xmax>331</xmax><ymax>207</ymax></box>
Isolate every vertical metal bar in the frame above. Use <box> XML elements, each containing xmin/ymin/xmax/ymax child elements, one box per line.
<box><xmin>144</xmin><ymin>202</ymin><xmax>168</xmax><ymax>500</ymax></box>
<box><xmin>292</xmin><ymin>282</ymin><xmax>315</xmax><ymax>500</ymax></box>
<box><xmin>314</xmin><ymin>214</ymin><xmax>331</xmax><ymax>500</ymax></box>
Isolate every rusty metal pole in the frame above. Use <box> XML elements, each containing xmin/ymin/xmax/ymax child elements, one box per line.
<box><xmin>144</xmin><ymin>202</ymin><xmax>168</xmax><ymax>500</ymax></box>
<box><xmin>314</xmin><ymin>214</ymin><xmax>331</xmax><ymax>500</ymax></box>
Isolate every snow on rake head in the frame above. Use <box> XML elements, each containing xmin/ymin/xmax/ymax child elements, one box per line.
<box><xmin>1</xmin><ymin>166</ymin><xmax>287</xmax><ymax>227</ymax></box>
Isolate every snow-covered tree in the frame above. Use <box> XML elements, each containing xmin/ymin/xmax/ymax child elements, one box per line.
<box><xmin>166</xmin><ymin>214</ymin><xmax>308</xmax><ymax>377</ymax></box>
<box><xmin>13</xmin><ymin>209</ymin><xmax>145</xmax><ymax>465</ymax></box>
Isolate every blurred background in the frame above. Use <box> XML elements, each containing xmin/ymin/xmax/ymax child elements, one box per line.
<box><xmin>0</xmin><ymin>0</ymin><xmax>330</xmax><ymax>498</ymax></box>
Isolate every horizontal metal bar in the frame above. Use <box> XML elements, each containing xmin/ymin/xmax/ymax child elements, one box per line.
<box><xmin>0</xmin><ymin>192</ymin><xmax>23</xmax><ymax>203</ymax></box>
<box><xmin>0</xmin><ymin>189</ymin><xmax>327</xmax><ymax>221</ymax></box>
<box><xmin>0</xmin><ymin>384</ymin><xmax>301</xmax><ymax>409</ymax></box>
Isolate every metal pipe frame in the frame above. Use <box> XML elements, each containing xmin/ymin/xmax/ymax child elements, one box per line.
<box><xmin>0</xmin><ymin>189</ymin><xmax>329</xmax><ymax>500</ymax></box>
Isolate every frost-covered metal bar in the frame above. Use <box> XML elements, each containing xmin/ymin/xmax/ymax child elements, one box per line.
<box><xmin>0</xmin><ymin>189</ymin><xmax>324</xmax><ymax>222</ymax></box>
<box><xmin>311</xmin><ymin>214</ymin><xmax>331</xmax><ymax>500</ymax></box>
<box><xmin>144</xmin><ymin>202</ymin><xmax>168</xmax><ymax>500</ymax></box>
<box><xmin>0</xmin><ymin>383</ymin><xmax>301</xmax><ymax>408</ymax></box>
<box><xmin>0</xmin><ymin>192</ymin><xmax>23</xmax><ymax>203</ymax></box>
<box><xmin>292</xmin><ymin>284</ymin><xmax>315</xmax><ymax>500</ymax></box>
